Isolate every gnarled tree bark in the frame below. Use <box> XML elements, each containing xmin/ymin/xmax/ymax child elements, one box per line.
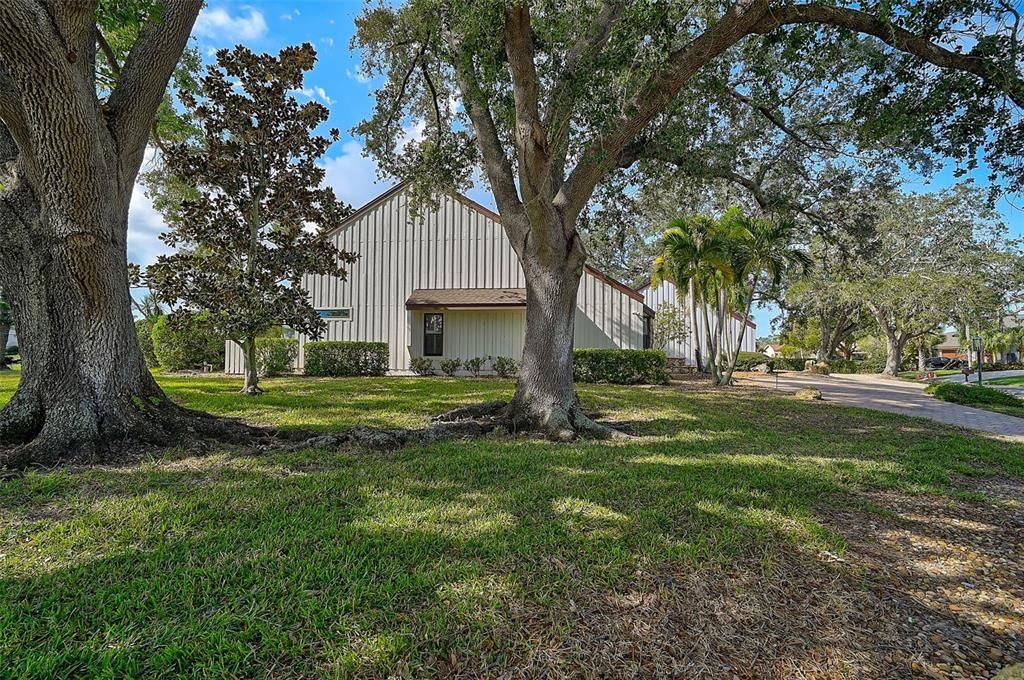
<box><xmin>0</xmin><ymin>2</ymin><xmax>234</xmax><ymax>467</ymax></box>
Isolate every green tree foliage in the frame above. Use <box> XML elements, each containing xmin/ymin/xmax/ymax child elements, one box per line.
<box><xmin>147</xmin><ymin>45</ymin><xmax>357</xmax><ymax>395</ymax></box>
<box><xmin>352</xmin><ymin>0</ymin><xmax>1023</xmax><ymax>437</ymax></box>
<box><xmin>150</xmin><ymin>314</ymin><xmax>223</xmax><ymax>372</ymax></box>
<box><xmin>786</xmin><ymin>185</ymin><xmax>1023</xmax><ymax>375</ymax></box>
<box><xmin>652</xmin><ymin>303</ymin><xmax>689</xmax><ymax>352</ymax></box>
<box><xmin>653</xmin><ymin>209</ymin><xmax>807</xmax><ymax>385</ymax></box>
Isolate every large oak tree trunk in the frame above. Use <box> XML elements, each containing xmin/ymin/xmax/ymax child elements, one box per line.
<box><xmin>0</xmin><ymin>173</ymin><xmax>216</xmax><ymax>466</ymax></box>
<box><xmin>500</xmin><ymin>212</ymin><xmax>623</xmax><ymax>441</ymax></box>
<box><xmin>508</xmin><ymin>253</ymin><xmax>583</xmax><ymax>440</ymax></box>
<box><xmin>883</xmin><ymin>334</ymin><xmax>905</xmax><ymax>376</ymax></box>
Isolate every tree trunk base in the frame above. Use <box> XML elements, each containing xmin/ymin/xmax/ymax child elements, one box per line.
<box><xmin>239</xmin><ymin>385</ymin><xmax>265</xmax><ymax>396</ymax></box>
<box><xmin>0</xmin><ymin>398</ymin><xmax>264</xmax><ymax>471</ymax></box>
<box><xmin>439</xmin><ymin>399</ymin><xmax>631</xmax><ymax>442</ymax></box>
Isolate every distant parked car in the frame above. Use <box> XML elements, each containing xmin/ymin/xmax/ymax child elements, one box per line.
<box><xmin>924</xmin><ymin>357</ymin><xmax>965</xmax><ymax>370</ymax></box>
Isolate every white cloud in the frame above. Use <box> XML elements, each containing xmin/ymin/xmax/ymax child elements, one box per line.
<box><xmin>127</xmin><ymin>149</ymin><xmax>173</xmax><ymax>271</ymax></box>
<box><xmin>346</xmin><ymin>68</ymin><xmax>372</xmax><ymax>85</ymax></box>
<box><xmin>291</xmin><ymin>86</ymin><xmax>333</xmax><ymax>105</ymax></box>
<box><xmin>279</xmin><ymin>13</ymin><xmax>292</xmax><ymax>21</ymax></box>
<box><xmin>321</xmin><ymin>37</ymin><xmax>335</xmax><ymax>47</ymax></box>
<box><xmin>193</xmin><ymin>7</ymin><xmax>268</xmax><ymax>42</ymax></box>
<box><xmin>320</xmin><ymin>122</ymin><xmax>438</xmax><ymax>210</ymax></box>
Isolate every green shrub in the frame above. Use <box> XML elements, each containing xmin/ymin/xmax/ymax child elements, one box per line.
<box><xmin>827</xmin><ymin>359</ymin><xmax>860</xmax><ymax>374</ymax></box>
<box><xmin>151</xmin><ymin>314</ymin><xmax>224</xmax><ymax>372</ymax></box>
<box><xmin>857</xmin><ymin>356</ymin><xmax>888</xmax><ymax>374</ymax></box>
<box><xmin>410</xmin><ymin>356</ymin><xmax>434</xmax><ymax>375</ymax></box>
<box><xmin>734</xmin><ymin>351</ymin><xmax>774</xmax><ymax>371</ymax></box>
<box><xmin>135</xmin><ymin>318</ymin><xmax>159</xmax><ymax>368</ymax></box>
<box><xmin>256</xmin><ymin>338</ymin><xmax>298</xmax><ymax>376</ymax></box>
<box><xmin>573</xmin><ymin>348</ymin><xmax>668</xmax><ymax>385</ymax></box>
<box><xmin>4</xmin><ymin>344</ymin><xmax>16</xmax><ymax>356</ymax></box>
<box><xmin>492</xmin><ymin>356</ymin><xmax>518</xmax><ymax>378</ymax></box>
<box><xmin>926</xmin><ymin>382</ymin><xmax>1023</xmax><ymax>408</ymax></box>
<box><xmin>304</xmin><ymin>341</ymin><xmax>389</xmax><ymax>377</ymax></box>
<box><xmin>464</xmin><ymin>356</ymin><xmax>487</xmax><ymax>377</ymax></box>
<box><xmin>773</xmin><ymin>357</ymin><xmax>808</xmax><ymax>371</ymax></box>
<box><xmin>439</xmin><ymin>358</ymin><xmax>462</xmax><ymax>377</ymax></box>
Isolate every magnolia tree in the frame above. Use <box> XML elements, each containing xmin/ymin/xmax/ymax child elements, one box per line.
<box><xmin>0</xmin><ymin>1</ymin><xmax>209</xmax><ymax>465</ymax></box>
<box><xmin>353</xmin><ymin>0</ymin><xmax>1023</xmax><ymax>439</ymax></box>
<box><xmin>147</xmin><ymin>45</ymin><xmax>356</xmax><ymax>395</ymax></box>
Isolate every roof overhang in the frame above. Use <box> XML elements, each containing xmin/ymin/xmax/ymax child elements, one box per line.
<box><xmin>406</xmin><ymin>288</ymin><xmax>527</xmax><ymax>310</ymax></box>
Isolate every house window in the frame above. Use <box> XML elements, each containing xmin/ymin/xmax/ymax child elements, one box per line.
<box><xmin>424</xmin><ymin>313</ymin><xmax>444</xmax><ymax>356</ymax></box>
<box><xmin>318</xmin><ymin>308</ymin><xmax>351</xmax><ymax>320</ymax></box>
<box><xmin>643</xmin><ymin>316</ymin><xmax>653</xmax><ymax>350</ymax></box>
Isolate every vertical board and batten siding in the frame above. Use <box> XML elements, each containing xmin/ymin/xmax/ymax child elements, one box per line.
<box><xmin>642</xmin><ymin>280</ymin><xmax>756</xmax><ymax>363</ymax></box>
<box><xmin>226</xmin><ymin>185</ymin><xmax>648</xmax><ymax>373</ymax></box>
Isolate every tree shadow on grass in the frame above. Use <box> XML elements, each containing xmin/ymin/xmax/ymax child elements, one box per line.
<box><xmin>1</xmin><ymin>435</ymin><xmax>879</xmax><ymax>678</ymax></box>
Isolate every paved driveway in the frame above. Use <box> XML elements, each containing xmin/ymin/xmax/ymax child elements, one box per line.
<box><xmin>740</xmin><ymin>371</ymin><xmax>1024</xmax><ymax>441</ymax></box>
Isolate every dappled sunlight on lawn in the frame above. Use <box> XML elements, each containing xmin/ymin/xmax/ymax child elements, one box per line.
<box><xmin>3</xmin><ymin>372</ymin><xmax>1024</xmax><ymax>675</ymax></box>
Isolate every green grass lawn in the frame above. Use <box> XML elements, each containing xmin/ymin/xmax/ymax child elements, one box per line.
<box><xmin>896</xmin><ymin>368</ymin><xmax>962</xmax><ymax>381</ymax></box>
<box><xmin>986</xmin><ymin>375</ymin><xmax>1024</xmax><ymax>387</ymax></box>
<box><xmin>1</xmin><ymin>369</ymin><xmax>1022</xmax><ymax>677</ymax></box>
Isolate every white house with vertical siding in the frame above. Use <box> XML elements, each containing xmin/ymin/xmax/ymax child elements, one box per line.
<box><xmin>225</xmin><ymin>183</ymin><xmax>654</xmax><ymax>375</ymax></box>
<box><xmin>639</xmin><ymin>280</ymin><xmax>756</xmax><ymax>364</ymax></box>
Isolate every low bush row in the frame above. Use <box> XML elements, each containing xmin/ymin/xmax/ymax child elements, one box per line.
<box><xmin>304</xmin><ymin>341</ymin><xmax>389</xmax><ymax>377</ymax></box>
<box><xmin>735</xmin><ymin>353</ymin><xmax>888</xmax><ymax>375</ymax></box>
<box><xmin>150</xmin><ymin>314</ymin><xmax>224</xmax><ymax>372</ymax></box>
<box><xmin>256</xmin><ymin>338</ymin><xmax>299</xmax><ymax>376</ymax></box>
<box><xmin>410</xmin><ymin>355</ymin><xmax>519</xmax><ymax>378</ymax></box>
<box><xmin>573</xmin><ymin>349</ymin><xmax>668</xmax><ymax>385</ymax></box>
<box><xmin>925</xmin><ymin>382</ymin><xmax>1023</xmax><ymax>408</ymax></box>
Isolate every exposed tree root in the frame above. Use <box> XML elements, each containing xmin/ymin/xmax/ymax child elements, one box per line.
<box><xmin>0</xmin><ymin>399</ymin><xmax>268</xmax><ymax>472</ymax></box>
<box><xmin>275</xmin><ymin>398</ymin><xmax>631</xmax><ymax>455</ymax></box>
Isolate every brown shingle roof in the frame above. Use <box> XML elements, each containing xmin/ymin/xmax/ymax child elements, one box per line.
<box><xmin>406</xmin><ymin>288</ymin><xmax>527</xmax><ymax>309</ymax></box>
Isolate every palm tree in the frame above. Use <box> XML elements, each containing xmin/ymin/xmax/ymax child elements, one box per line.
<box><xmin>720</xmin><ymin>214</ymin><xmax>810</xmax><ymax>385</ymax></box>
<box><xmin>652</xmin><ymin>216</ymin><xmax>733</xmax><ymax>379</ymax></box>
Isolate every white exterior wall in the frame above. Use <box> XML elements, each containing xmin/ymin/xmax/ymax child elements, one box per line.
<box><xmin>642</xmin><ymin>280</ymin><xmax>755</xmax><ymax>364</ymax></box>
<box><xmin>225</xmin><ymin>185</ymin><xmax>648</xmax><ymax>374</ymax></box>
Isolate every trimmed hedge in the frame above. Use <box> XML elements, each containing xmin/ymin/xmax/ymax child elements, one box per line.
<box><xmin>926</xmin><ymin>382</ymin><xmax>1023</xmax><ymax>408</ymax></box>
<box><xmin>304</xmin><ymin>341</ymin><xmax>388</xmax><ymax>377</ymax></box>
<box><xmin>826</xmin><ymin>359</ymin><xmax>860</xmax><ymax>374</ymax></box>
<box><xmin>256</xmin><ymin>338</ymin><xmax>298</xmax><ymax>376</ymax></box>
<box><xmin>773</xmin><ymin>357</ymin><xmax>809</xmax><ymax>371</ymax></box>
<box><xmin>734</xmin><ymin>351</ymin><xmax>773</xmax><ymax>371</ymax></box>
<box><xmin>573</xmin><ymin>348</ymin><xmax>668</xmax><ymax>385</ymax></box>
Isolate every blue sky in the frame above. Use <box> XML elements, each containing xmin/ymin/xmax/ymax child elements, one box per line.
<box><xmin>127</xmin><ymin>1</ymin><xmax>1024</xmax><ymax>336</ymax></box>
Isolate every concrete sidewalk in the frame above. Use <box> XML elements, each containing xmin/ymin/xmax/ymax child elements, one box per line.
<box><xmin>741</xmin><ymin>371</ymin><xmax>1024</xmax><ymax>442</ymax></box>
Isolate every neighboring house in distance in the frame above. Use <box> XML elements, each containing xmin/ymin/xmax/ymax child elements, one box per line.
<box><xmin>763</xmin><ymin>343</ymin><xmax>783</xmax><ymax>358</ymax></box>
<box><xmin>225</xmin><ymin>183</ymin><xmax>653</xmax><ymax>375</ymax></box>
<box><xmin>638</xmin><ymin>280</ymin><xmax>756</xmax><ymax>365</ymax></box>
<box><xmin>932</xmin><ymin>332</ymin><xmax>964</xmax><ymax>360</ymax></box>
